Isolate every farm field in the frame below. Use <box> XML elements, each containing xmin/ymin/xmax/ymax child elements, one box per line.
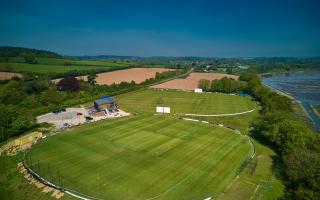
<box><xmin>0</xmin><ymin>71</ymin><xmax>22</xmax><ymax>80</ymax></box>
<box><xmin>0</xmin><ymin>62</ymin><xmax>113</xmax><ymax>73</ymax></box>
<box><xmin>152</xmin><ymin>72</ymin><xmax>239</xmax><ymax>90</ymax></box>
<box><xmin>64</xmin><ymin>67</ymin><xmax>174</xmax><ymax>85</ymax></box>
<box><xmin>27</xmin><ymin>114</ymin><xmax>252</xmax><ymax>200</ymax></box>
<box><xmin>117</xmin><ymin>89</ymin><xmax>255</xmax><ymax>114</ymax></box>
<box><xmin>8</xmin><ymin>57</ymin><xmax>135</xmax><ymax>67</ymax></box>
<box><xmin>0</xmin><ymin>57</ymin><xmax>136</xmax><ymax>74</ymax></box>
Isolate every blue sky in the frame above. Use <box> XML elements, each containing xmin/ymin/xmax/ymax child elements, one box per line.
<box><xmin>0</xmin><ymin>0</ymin><xmax>320</xmax><ymax>57</ymax></box>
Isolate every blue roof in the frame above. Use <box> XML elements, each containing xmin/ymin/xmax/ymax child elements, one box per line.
<box><xmin>94</xmin><ymin>97</ymin><xmax>115</xmax><ymax>105</ymax></box>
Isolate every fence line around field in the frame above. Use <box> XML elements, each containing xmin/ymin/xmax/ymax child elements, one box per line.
<box><xmin>22</xmin><ymin>161</ymin><xmax>104</xmax><ymax>200</ymax></box>
<box><xmin>184</xmin><ymin>108</ymin><xmax>256</xmax><ymax>117</ymax></box>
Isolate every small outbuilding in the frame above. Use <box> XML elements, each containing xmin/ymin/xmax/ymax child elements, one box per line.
<box><xmin>94</xmin><ymin>96</ymin><xmax>116</xmax><ymax>111</ymax></box>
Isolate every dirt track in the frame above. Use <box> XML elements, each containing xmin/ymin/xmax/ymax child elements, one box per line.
<box><xmin>0</xmin><ymin>72</ymin><xmax>22</xmax><ymax>80</ymax></box>
<box><xmin>53</xmin><ymin>68</ymin><xmax>173</xmax><ymax>85</ymax></box>
<box><xmin>151</xmin><ymin>72</ymin><xmax>239</xmax><ymax>90</ymax></box>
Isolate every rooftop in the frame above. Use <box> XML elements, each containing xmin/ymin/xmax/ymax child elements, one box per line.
<box><xmin>94</xmin><ymin>97</ymin><xmax>115</xmax><ymax>105</ymax></box>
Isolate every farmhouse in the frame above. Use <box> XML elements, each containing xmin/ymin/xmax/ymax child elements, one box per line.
<box><xmin>94</xmin><ymin>96</ymin><xmax>117</xmax><ymax>111</ymax></box>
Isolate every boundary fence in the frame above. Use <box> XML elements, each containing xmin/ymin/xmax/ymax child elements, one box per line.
<box><xmin>23</xmin><ymin>154</ymin><xmax>104</xmax><ymax>200</ymax></box>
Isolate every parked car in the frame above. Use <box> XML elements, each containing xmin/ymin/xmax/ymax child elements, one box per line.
<box><xmin>53</xmin><ymin>109</ymin><xmax>60</xmax><ymax>114</ymax></box>
<box><xmin>53</xmin><ymin>108</ymin><xmax>66</xmax><ymax>114</ymax></box>
<box><xmin>85</xmin><ymin>116</ymin><xmax>94</xmax><ymax>122</ymax></box>
<box><xmin>62</xmin><ymin>123</ymin><xmax>71</xmax><ymax>128</ymax></box>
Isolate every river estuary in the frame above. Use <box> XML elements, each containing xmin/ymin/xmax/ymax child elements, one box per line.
<box><xmin>262</xmin><ymin>71</ymin><xmax>320</xmax><ymax>131</ymax></box>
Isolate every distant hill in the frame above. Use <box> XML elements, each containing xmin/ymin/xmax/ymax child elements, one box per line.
<box><xmin>0</xmin><ymin>46</ymin><xmax>62</xmax><ymax>58</ymax></box>
<box><xmin>75</xmin><ymin>55</ymin><xmax>141</xmax><ymax>60</ymax></box>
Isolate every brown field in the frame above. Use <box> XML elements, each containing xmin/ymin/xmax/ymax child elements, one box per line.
<box><xmin>151</xmin><ymin>72</ymin><xmax>239</xmax><ymax>90</ymax></box>
<box><xmin>53</xmin><ymin>68</ymin><xmax>173</xmax><ymax>85</ymax></box>
<box><xmin>0</xmin><ymin>72</ymin><xmax>22</xmax><ymax>80</ymax></box>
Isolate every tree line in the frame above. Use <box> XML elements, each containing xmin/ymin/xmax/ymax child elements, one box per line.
<box><xmin>0</xmin><ymin>46</ymin><xmax>62</xmax><ymax>58</ymax></box>
<box><xmin>241</xmin><ymin>70</ymin><xmax>320</xmax><ymax>199</ymax></box>
<box><xmin>0</xmin><ymin>69</ymin><xmax>186</xmax><ymax>142</ymax></box>
<box><xmin>198</xmin><ymin>77</ymin><xmax>246</xmax><ymax>93</ymax></box>
<box><xmin>198</xmin><ymin>70</ymin><xmax>320</xmax><ymax>199</ymax></box>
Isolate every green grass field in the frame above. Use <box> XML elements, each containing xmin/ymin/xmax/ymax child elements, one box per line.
<box><xmin>8</xmin><ymin>57</ymin><xmax>135</xmax><ymax>67</ymax></box>
<box><xmin>189</xmin><ymin>109</ymin><xmax>259</xmax><ymax>134</ymax></box>
<box><xmin>1</xmin><ymin>57</ymin><xmax>135</xmax><ymax>73</ymax></box>
<box><xmin>117</xmin><ymin>89</ymin><xmax>256</xmax><ymax>115</ymax></box>
<box><xmin>0</xmin><ymin>62</ymin><xmax>113</xmax><ymax>73</ymax></box>
<box><xmin>0</xmin><ymin>155</ymin><xmax>73</xmax><ymax>200</ymax></box>
<box><xmin>28</xmin><ymin>114</ymin><xmax>252</xmax><ymax>199</ymax></box>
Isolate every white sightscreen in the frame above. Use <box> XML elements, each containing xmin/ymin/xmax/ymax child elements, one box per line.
<box><xmin>163</xmin><ymin>107</ymin><xmax>171</xmax><ymax>113</ymax></box>
<box><xmin>194</xmin><ymin>88</ymin><xmax>203</xmax><ymax>93</ymax></box>
<box><xmin>156</xmin><ymin>106</ymin><xmax>170</xmax><ymax>113</ymax></box>
<box><xmin>156</xmin><ymin>106</ymin><xmax>164</xmax><ymax>113</ymax></box>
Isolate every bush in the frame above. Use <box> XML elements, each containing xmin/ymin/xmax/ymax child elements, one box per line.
<box><xmin>0</xmin><ymin>104</ymin><xmax>33</xmax><ymax>142</ymax></box>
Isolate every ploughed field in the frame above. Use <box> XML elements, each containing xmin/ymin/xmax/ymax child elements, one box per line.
<box><xmin>52</xmin><ymin>68</ymin><xmax>174</xmax><ymax>85</ymax></box>
<box><xmin>79</xmin><ymin>67</ymin><xmax>174</xmax><ymax>85</ymax></box>
<box><xmin>117</xmin><ymin>89</ymin><xmax>255</xmax><ymax>114</ymax></box>
<box><xmin>28</xmin><ymin>114</ymin><xmax>252</xmax><ymax>199</ymax></box>
<box><xmin>151</xmin><ymin>72</ymin><xmax>239</xmax><ymax>90</ymax></box>
<box><xmin>0</xmin><ymin>71</ymin><xmax>22</xmax><ymax>80</ymax></box>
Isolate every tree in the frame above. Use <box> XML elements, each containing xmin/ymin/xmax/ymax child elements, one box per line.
<box><xmin>254</xmin><ymin>110</ymin><xmax>287</xmax><ymax>141</ymax></box>
<box><xmin>220</xmin><ymin>77</ymin><xmax>233</xmax><ymax>93</ymax></box>
<box><xmin>283</xmin><ymin>149</ymin><xmax>320</xmax><ymax>199</ymax></box>
<box><xmin>25</xmin><ymin>80</ymin><xmax>49</xmax><ymax>94</ymax></box>
<box><xmin>275</xmin><ymin>119</ymin><xmax>313</xmax><ymax>153</ymax></box>
<box><xmin>0</xmin><ymin>104</ymin><xmax>32</xmax><ymax>142</ymax></box>
<box><xmin>0</xmin><ymin>80</ymin><xmax>26</xmax><ymax>104</ymax></box>
<box><xmin>239</xmin><ymin>71</ymin><xmax>257</xmax><ymax>81</ymax></box>
<box><xmin>261</xmin><ymin>92</ymin><xmax>292</xmax><ymax>113</ymax></box>
<box><xmin>87</xmin><ymin>73</ymin><xmax>97</xmax><ymax>85</ymax></box>
<box><xmin>57</xmin><ymin>77</ymin><xmax>80</xmax><ymax>91</ymax></box>
<box><xmin>41</xmin><ymin>88</ymin><xmax>62</xmax><ymax>105</ymax></box>
<box><xmin>226</xmin><ymin>67</ymin><xmax>233</xmax><ymax>74</ymax></box>
<box><xmin>198</xmin><ymin>79</ymin><xmax>210</xmax><ymax>90</ymax></box>
<box><xmin>23</xmin><ymin>55</ymin><xmax>37</xmax><ymax>64</ymax></box>
<box><xmin>255</xmin><ymin>114</ymin><xmax>312</xmax><ymax>153</ymax></box>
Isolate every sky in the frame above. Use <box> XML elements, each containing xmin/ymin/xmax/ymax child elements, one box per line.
<box><xmin>0</xmin><ymin>0</ymin><xmax>320</xmax><ymax>57</ymax></box>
